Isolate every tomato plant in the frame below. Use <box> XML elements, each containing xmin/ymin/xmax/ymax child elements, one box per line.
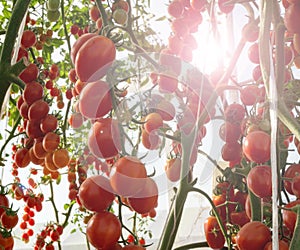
<box><xmin>0</xmin><ymin>0</ymin><xmax>300</xmax><ymax>249</ymax></box>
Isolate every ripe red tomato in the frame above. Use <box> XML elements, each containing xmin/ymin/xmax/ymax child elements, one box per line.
<box><xmin>243</xmin><ymin>130</ymin><xmax>271</xmax><ymax>163</ymax></box>
<box><xmin>144</xmin><ymin>112</ymin><xmax>163</xmax><ymax>133</ymax></box>
<box><xmin>89</xmin><ymin>5</ymin><xmax>100</xmax><ymax>22</ymax></box>
<box><xmin>190</xmin><ymin>0</ymin><xmax>206</xmax><ymax>11</ymax></box>
<box><xmin>68</xmin><ymin>112</ymin><xmax>84</xmax><ymax>129</ymax></box>
<box><xmin>21</xmin><ymin>30</ymin><xmax>37</xmax><ymax>48</ymax></box>
<box><xmin>14</xmin><ymin>148</ymin><xmax>31</xmax><ymax>168</ymax></box>
<box><xmin>282</xmin><ymin>199</ymin><xmax>300</xmax><ymax>233</ymax></box>
<box><xmin>40</xmin><ymin>114</ymin><xmax>58</xmax><ymax>133</ymax></box>
<box><xmin>224</xmin><ymin>103</ymin><xmax>245</xmax><ymax>123</ymax></box>
<box><xmin>204</xmin><ymin>216</ymin><xmax>225</xmax><ymax>249</ymax></box>
<box><xmin>230</xmin><ymin>211</ymin><xmax>250</xmax><ymax>227</ymax></box>
<box><xmin>0</xmin><ymin>233</ymin><xmax>14</xmax><ymax>250</ymax></box>
<box><xmin>128</xmin><ymin>177</ymin><xmax>158</xmax><ymax>214</ymax></box>
<box><xmin>221</xmin><ymin>141</ymin><xmax>242</xmax><ymax>162</ymax></box>
<box><xmin>157</xmin><ymin>74</ymin><xmax>178</xmax><ymax>93</ymax></box>
<box><xmin>19</xmin><ymin>63</ymin><xmax>39</xmax><ymax>83</ymax></box>
<box><xmin>236</xmin><ymin>221</ymin><xmax>271</xmax><ymax>250</ymax></box>
<box><xmin>240</xmin><ymin>85</ymin><xmax>261</xmax><ymax>106</ymax></box>
<box><xmin>86</xmin><ymin>211</ymin><xmax>121</xmax><ymax>249</ymax></box>
<box><xmin>164</xmin><ymin>157</ymin><xmax>181</xmax><ymax>182</ymax></box>
<box><xmin>141</xmin><ymin>129</ymin><xmax>160</xmax><ymax>150</ymax></box>
<box><xmin>88</xmin><ymin>118</ymin><xmax>121</xmax><ymax>159</ymax></box>
<box><xmin>28</xmin><ymin>100</ymin><xmax>50</xmax><ymax>121</ymax></box>
<box><xmin>23</xmin><ymin>82</ymin><xmax>43</xmax><ymax>105</ymax></box>
<box><xmin>71</xmin><ymin>33</ymin><xmax>98</xmax><ymax>64</ymax></box>
<box><xmin>247</xmin><ymin>165</ymin><xmax>272</xmax><ymax>198</ymax></box>
<box><xmin>78</xmin><ymin>80</ymin><xmax>112</xmax><ymax>119</ymax></box>
<box><xmin>43</xmin><ymin>132</ymin><xmax>60</xmax><ymax>153</ymax></box>
<box><xmin>219</xmin><ymin>122</ymin><xmax>241</xmax><ymax>143</ymax></box>
<box><xmin>79</xmin><ymin>175</ymin><xmax>115</xmax><ymax>212</ymax></box>
<box><xmin>171</xmin><ymin>18</ymin><xmax>189</xmax><ymax>37</ymax></box>
<box><xmin>283</xmin><ymin>163</ymin><xmax>300</xmax><ymax>195</ymax></box>
<box><xmin>1</xmin><ymin>212</ymin><xmax>18</xmax><ymax>229</ymax></box>
<box><xmin>75</xmin><ymin>36</ymin><xmax>116</xmax><ymax>82</ymax></box>
<box><xmin>248</xmin><ymin>42</ymin><xmax>260</xmax><ymax>64</ymax></box>
<box><xmin>0</xmin><ymin>195</ymin><xmax>9</xmax><ymax>217</ymax></box>
<box><xmin>291</xmin><ymin>175</ymin><xmax>300</xmax><ymax>198</ymax></box>
<box><xmin>168</xmin><ymin>1</ymin><xmax>184</xmax><ymax>18</ymax></box>
<box><xmin>123</xmin><ymin>246</ymin><xmax>145</xmax><ymax>249</ymax></box>
<box><xmin>218</xmin><ymin>0</ymin><xmax>234</xmax><ymax>13</ymax></box>
<box><xmin>110</xmin><ymin>156</ymin><xmax>147</xmax><ymax>197</ymax></box>
<box><xmin>26</xmin><ymin>119</ymin><xmax>44</xmax><ymax>138</ymax></box>
<box><xmin>284</xmin><ymin>3</ymin><xmax>300</xmax><ymax>34</ymax></box>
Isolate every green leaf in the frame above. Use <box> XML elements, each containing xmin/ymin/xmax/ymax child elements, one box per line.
<box><xmin>70</xmin><ymin>228</ymin><xmax>76</xmax><ymax>234</ymax></box>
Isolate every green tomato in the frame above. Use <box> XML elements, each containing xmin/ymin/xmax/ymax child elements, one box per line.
<box><xmin>112</xmin><ymin>9</ymin><xmax>128</xmax><ymax>25</ymax></box>
<box><xmin>47</xmin><ymin>0</ymin><xmax>60</xmax><ymax>11</ymax></box>
<box><xmin>47</xmin><ymin>9</ymin><xmax>60</xmax><ymax>22</ymax></box>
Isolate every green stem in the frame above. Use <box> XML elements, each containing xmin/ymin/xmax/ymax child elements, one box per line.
<box><xmin>49</xmin><ymin>180</ymin><xmax>60</xmax><ymax>224</ymax></box>
<box><xmin>60</xmin><ymin>0</ymin><xmax>72</xmax><ymax>64</ymax></box>
<box><xmin>157</xmin><ymin>131</ymin><xmax>196</xmax><ymax>250</ymax></box>
<box><xmin>249</xmin><ymin>190</ymin><xmax>262</xmax><ymax>221</ymax></box>
<box><xmin>0</xmin><ymin>0</ymin><xmax>31</xmax><ymax>65</ymax></box>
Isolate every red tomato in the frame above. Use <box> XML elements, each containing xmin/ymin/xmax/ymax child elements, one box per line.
<box><xmin>123</xmin><ymin>246</ymin><xmax>145</xmax><ymax>249</ymax></box>
<box><xmin>247</xmin><ymin>165</ymin><xmax>272</xmax><ymax>198</ymax></box>
<box><xmin>283</xmin><ymin>163</ymin><xmax>300</xmax><ymax>195</ymax></box>
<box><xmin>190</xmin><ymin>0</ymin><xmax>206</xmax><ymax>11</ymax></box>
<box><xmin>248</xmin><ymin>42</ymin><xmax>260</xmax><ymax>64</ymax></box>
<box><xmin>204</xmin><ymin>216</ymin><xmax>225</xmax><ymax>249</ymax></box>
<box><xmin>110</xmin><ymin>156</ymin><xmax>147</xmax><ymax>197</ymax></box>
<box><xmin>25</xmin><ymin>119</ymin><xmax>44</xmax><ymax>138</ymax></box>
<box><xmin>141</xmin><ymin>129</ymin><xmax>160</xmax><ymax>150</ymax></box>
<box><xmin>243</xmin><ymin>130</ymin><xmax>271</xmax><ymax>163</ymax></box>
<box><xmin>240</xmin><ymin>85</ymin><xmax>261</xmax><ymax>106</ymax></box>
<box><xmin>40</xmin><ymin>114</ymin><xmax>58</xmax><ymax>133</ymax></box>
<box><xmin>75</xmin><ymin>36</ymin><xmax>116</xmax><ymax>82</ymax></box>
<box><xmin>78</xmin><ymin>80</ymin><xmax>112</xmax><ymax>119</ymax></box>
<box><xmin>43</xmin><ymin>132</ymin><xmax>60</xmax><ymax>153</ymax></box>
<box><xmin>230</xmin><ymin>211</ymin><xmax>250</xmax><ymax>227</ymax></box>
<box><xmin>89</xmin><ymin>5</ymin><xmax>100</xmax><ymax>22</ymax></box>
<box><xmin>221</xmin><ymin>141</ymin><xmax>242</xmax><ymax>162</ymax></box>
<box><xmin>168</xmin><ymin>1</ymin><xmax>184</xmax><ymax>18</ymax></box>
<box><xmin>14</xmin><ymin>148</ymin><xmax>31</xmax><ymax>168</ymax></box>
<box><xmin>23</xmin><ymin>82</ymin><xmax>43</xmax><ymax>105</ymax></box>
<box><xmin>28</xmin><ymin>100</ymin><xmax>50</xmax><ymax>121</ymax></box>
<box><xmin>219</xmin><ymin>122</ymin><xmax>241</xmax><ymax>143</ymax></box>
<box><xmin>21</xmin><ymin>30</ymin><xmax>37</xmax><ymax>48</ymax></box>
<box><xmin>0</xmin><ymin>233</ymin><xmax>14</xmax><ymax>250</ymax></box>
<box><xmin>164</xmin><ymin>157</ymin><xmax>181</xmax><ymax>182</ymax></box>
<box><xmin>1</xmin><ymin>213</ymin><xmax>19</xmax><ymax>229</ymax></box>
<box><xmin>224</xmin><ymin>103</ymin><xmax>245</xmax><ymax>123</ymax></box>
<box><xmin>236</xmin><ymin>221</ymin><xmax>271</xmax><ymax>250</ymax></box>
<box><xmin>0</xmin><ymin>195</ymin><xmax>9</xmax><ymax>217</ymax></box>
<box><xmin>144</xmin><ymin>112</ymin><xmax>163</xmax><ymax>133</ymax></box>
<box><xmin>218</xmin><ymin>0</ymin><xmax>234</xmax><ymax>13</ymax></box>
<box><xmin>19</xmin><ymin>63</ymin><xmax>39</xmax><ymax>83</ymax></box>
<box><xmin>291</xmin><ymin>175</ymin><xmax>300</xmax><ymax>198</ymax></box>
<box><xmin>86</xmin><ymin>211</ymin><xmax>121</xmax><ymax>249</ymax></box>
<box><xmin>128</xmin><ymin>177</ymin><xmax>158</xmax><ymax>214</ymax></box>
<box><xmin>282</xmin><ymin>199</ymin><xmax>300</xmax><ymax>233</ymax></box>
<box><xmin>88</xmin><ymin>118</ymin><xmax>121</xmax><ymax>159</ymax></box>
<box><xmin>157</xmin><ymin>74</ymin><xmax>178</xmax><ymax>93</ymax></box>
<box><xmin>284</xmin><ymin>3</ymin><xmax>300</xmax><ymax>34</ymax></box>
<box><xmin>79</xmin><ymin>175</ymin><xmax>115</xmax><ymax>212</ymax></box>
<box><xmin>71</xmin><ymin>33</ymin><xmax>98</xmax><ymax>64</ymax></box>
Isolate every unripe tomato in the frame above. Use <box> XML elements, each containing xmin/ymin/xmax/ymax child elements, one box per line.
<box><xmin>47</xmin><ymin>9</ymin><xmax>60</xmax><ymax>22</ymax></box>
<box><xmin>113</xmin><ymin>8</ymin><xmax>128</xmax><ymax>25</ymax></box>
<box><xmin>47</xmin><ymin>0</ymin><xmax>60</xmax><ymax>11</ymax></box>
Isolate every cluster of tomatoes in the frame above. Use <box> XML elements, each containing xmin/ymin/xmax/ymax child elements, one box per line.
<box><xmin>32</xmin><ymin>223</ymin><xmax>64</xmax><ymax>250</ymax></box>
<box><xmin>46</xmin><ymin>0</ymin><xmax>61</xmax><ymax>23</ymax></box>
